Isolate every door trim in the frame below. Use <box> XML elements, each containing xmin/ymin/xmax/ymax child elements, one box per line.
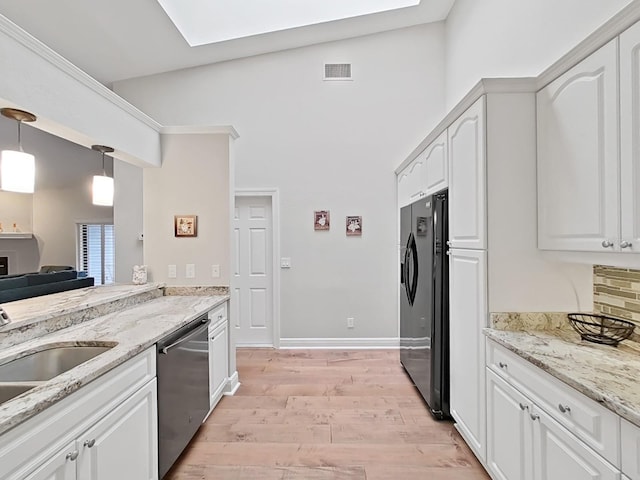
<box><xmin>234</xmin><ymin>188</ymin><xmax>281</xmax><ymax>348</ymax></box>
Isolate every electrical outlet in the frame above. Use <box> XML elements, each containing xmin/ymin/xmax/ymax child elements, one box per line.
<box><xmin>347</xmin><ymin>317</ymin><xmax>355</xmax><ymax>329</ymax></box>
<box><xmin>186</xmin><ymin>264</ymin><xmax>196</xmax><ymax>278</ymax></box>
<box><xmin>168</xmin><ymin>264</ymin><xmax>177</xmax><ymax>279</ymax></box>
<box><xmin>211</xmin><ymin>264</ymin><xmax>220</xmax><ymax>278</ymax></box>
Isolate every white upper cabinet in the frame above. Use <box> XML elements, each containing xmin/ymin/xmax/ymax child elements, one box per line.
<box><xmin>620</xmin><ymin>21</ymin><xmax>640</xmax><ymax>253</ymax></box>
<box><xmin>448</xmin><ymin>97</ymin><xmax>486</xmax><ymax>250</ymax></box>
<box><xmin>397</xmin><ymin>154</ymin><xmax>427</xmax><ymax>208</ymax></box>
<box><xmin>537</xmin><ymin>39</ymin><xmax>619</xmax><ymax>252</ymax></box>
<box><xmin>424</xmin><ymin>131</ymin><xmax>448</xmax><ymax>197</ymax></box>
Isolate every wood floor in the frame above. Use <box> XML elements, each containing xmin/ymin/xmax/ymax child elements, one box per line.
<box><xmin>165</xmin><ymin>348</ymin><xmax>490</xmax><ymax>480</ymax></box>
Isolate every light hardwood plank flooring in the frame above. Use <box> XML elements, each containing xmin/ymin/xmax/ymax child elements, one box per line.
<box><xmin>165</xmin><ymin>348</ymin><xmax>490</xmax><ymax>480</ymax></box>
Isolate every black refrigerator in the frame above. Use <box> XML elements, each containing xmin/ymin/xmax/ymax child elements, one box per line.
<box><xmin>399</xmin><ymin>190</ymin><xmax>450</xmax><ymax>419</ymax></box>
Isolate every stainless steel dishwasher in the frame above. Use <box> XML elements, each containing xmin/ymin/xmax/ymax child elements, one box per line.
<box><xmin>157</xmin><ymin>314</ymin><xmax>210</xmax><ymax>479</ymax></box>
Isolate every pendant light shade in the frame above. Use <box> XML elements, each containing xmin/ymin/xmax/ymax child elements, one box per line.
<box><xmin>0</xmin><ymin>108</ymin><xmax>36</xmax><ymax>194</ymax></box>
<box><xmin>91</xmin><ymin>145</ymin><xmax>114</xmax><ymax>207</ymax></box>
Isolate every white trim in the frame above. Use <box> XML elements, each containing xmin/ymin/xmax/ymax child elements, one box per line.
<box><xmin>0</xmin><ymin>233</ymin><xmax>32</xmax><ymax>239</ymax></box>
<box><xmin>279</xmin><ymin>337</ymin><xmax>399</xmax><ymax>349</ymax></box>
<box><xmin>161</xmin><ymin>125</ymin><xmax>240</xmax><ymax>139</ymax></box>
<box><xmin>224</xmin><ymin>370</ymin><xmax>241</xmax><ymax>395</ymax></box>
<box><xmin>0</xmin><ymin>15</ymin><xmax>162</xmax><ymax>132</ymax></box>
<box><xmin>234</xmin><ymin>188</ymin><xmax>281</xmax><ymax>348</ymax></box>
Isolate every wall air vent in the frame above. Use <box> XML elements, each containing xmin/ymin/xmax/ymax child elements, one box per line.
<box><xmin>324</xmin><ymin>63</ymin><xmax>353</xmax><ymax>81</ymax></box>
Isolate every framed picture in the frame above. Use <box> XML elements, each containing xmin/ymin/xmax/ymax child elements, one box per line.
<box><xmin>174</xmin><ymin>215</ymin><xmax>197</xmax><ymax>237</ymax></box>
<box><xmin>314</xmin><ymin>210</ymin><xmax>330</xmax><ymax>230</ymax></box>
<box><xmin>346</xmin><ymin>216</ymin><xmax>362</xmax><ymax>236</ymax></box>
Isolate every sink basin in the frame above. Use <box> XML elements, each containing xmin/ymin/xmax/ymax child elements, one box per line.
<box><xmin>0</xmin><ymin>383</ymin><xmax>40</xmax><ymax>404</ymax></box>
<box><xmin>0</xmin><ymin>344</ymin><xmax>114</xmax><ymax>382</ymax></box>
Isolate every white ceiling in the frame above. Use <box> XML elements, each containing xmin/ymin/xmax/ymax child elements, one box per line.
<box><xmin>0</xmin><ymin>0</ymin><xmax>454</xmax><ymax>86</ymax></box>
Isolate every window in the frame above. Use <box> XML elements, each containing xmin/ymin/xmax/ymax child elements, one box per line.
<box><xmin>78</xmin><ymin>223</ymin><xmax>114</xmax><ymax>285</ymax></box>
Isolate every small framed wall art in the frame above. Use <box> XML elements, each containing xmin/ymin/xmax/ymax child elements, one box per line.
<box><xmin>174</xmin><ymin>215</ymin><xmax>197</xmax><ymax>237</ymax></box>
<box><xmin>346</xmin><ymin>216</ymin><xmax>362</xmax><ymax>236</ymax></box>
<box><xmin>314</xmin><ymin>210</ymin><xmax>330</xmax><ymax>231</ymax></box>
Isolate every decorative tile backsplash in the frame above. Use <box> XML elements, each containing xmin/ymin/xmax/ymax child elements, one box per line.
<box><xmin>594</xmin><ymin>265</ymin><xmax>640</xmax><ymax>327</ymax></box>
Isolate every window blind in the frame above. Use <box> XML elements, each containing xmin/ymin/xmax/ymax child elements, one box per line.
<box><xmin>78</xmin><ymin>223</ymin><xmax>114</xmax><ymax>285</ymax></box>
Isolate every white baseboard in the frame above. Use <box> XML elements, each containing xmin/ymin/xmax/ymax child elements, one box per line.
<box><xmin>278</xmin><ymin>337</ymin><xmax>399</xmax><ymax>349</ymax></box>
<box><xmin>224</xmin><ymin>371</ymin><xmax>240</xmax><ymax>395</ymax></box>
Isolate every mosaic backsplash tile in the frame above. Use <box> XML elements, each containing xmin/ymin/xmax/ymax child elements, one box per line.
<box><xmin>594</xmin><ymin>265</ymin><xmax>640</xmax><ymax>329</ymax></box>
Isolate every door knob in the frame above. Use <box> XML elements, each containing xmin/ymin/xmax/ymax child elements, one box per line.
<box><xmin>621</xmin><ymin>241</ymin><xmax>633</xmax><ymax>249</ymax></box>
<box><xmin>601</xmin><ymin>240</ymin><xmax>614</xmax><ymax>248</ymax></box>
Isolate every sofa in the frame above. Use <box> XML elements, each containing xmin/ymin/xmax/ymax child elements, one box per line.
<box><xmin>0</xmin><ymin>268</ymin><xmax>94</xmax><ymax>303</ymax></box>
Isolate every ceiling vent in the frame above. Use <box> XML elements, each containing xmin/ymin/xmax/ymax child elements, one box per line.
<box><xmin>324</xmin><ymin>63</ymin><xmax>353</xmax><ymax>81</ymax></box>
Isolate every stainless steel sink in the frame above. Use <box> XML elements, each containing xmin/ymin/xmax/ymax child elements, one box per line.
<box><xmin>0</xmin><ymin>383</ymin><xmax>40</xmax><ymax>404</ymax></box>
<box><xmin>0</xmin><ymin>344</ymin><xmax>114</xmax><ymax>382</ymax></box>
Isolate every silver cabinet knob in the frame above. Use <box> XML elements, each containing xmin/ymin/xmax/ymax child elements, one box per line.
<box><xmin>66</xmin><ymin>451</ymin><xmax>79</xmax><ymax>461</ymax></box>
<box><xmin>602</xmin><ymin>240</ymin><xmax>614</xmax><ymax>248</ymax></box>
<box><xmin>558</xmin><ymin>404</ymin><xmax>571</xmax><ymax>414</ymax></box>
<box><xmin>621</xmin><ymin>241</ymin><xmax>633</xmax><ymax>249</ymax></box>
<box><xmin>529</xmin><ymin>413</ymin><xmax>540</xmax><ymax>421</ymax></box>
<box><xmin>83</xmin><ymin>439</ymin><xmax>96</xmax><ymax>448</ymax></box>
<box><xmin>519</xmin><ymin>403</ymin><xmax>528</xmax><ymax>411</ymax></box>
<box><xmin>498</xmin><ymin>362</ymin><xmax>507</xmax><ymax>369</ymax></box>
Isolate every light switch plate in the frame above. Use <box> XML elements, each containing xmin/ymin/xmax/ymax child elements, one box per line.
<box><xmin>211</xmin><ymin>264</ymin><xmax>220</xmax><ymax>278</ymax></box>
<box><xmin>280</xmin><ymin>257</ymin><xmax>291</xmax><ymax>269</ymax></box>
<box><xmin>186</xmin><ymin>264</ymin><xmax>196</xmax><ymax>278</ymax></box>
<box><xmin>168</xmin><ymin>264</ymin><xmax>177</xmax><ymax>279</ymax></box>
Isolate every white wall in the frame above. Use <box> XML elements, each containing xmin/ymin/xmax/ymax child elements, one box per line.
<box><xmin>444</xmin><ymin>0</ymin><xmax>633</xmax><ymax>108</ymax></box>
<box><xmin>115</xmin><ymin>24</ymin><xmax>446</xmax><ymax>340</ymax></box>
<box><xmin>143</xmin><ymin>133</ymin><xmax>231</xmax><ymax>285</ymax></box>
<box><xmin>114</xmin><ymin>159</ymin><xmax>144</xmax><ymax>283</ymax></box>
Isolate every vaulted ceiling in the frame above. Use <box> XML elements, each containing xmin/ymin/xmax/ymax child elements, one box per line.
<box><xmin>0</xmin><ymin>0</ymin><xmax>454</xmax><ymax>86</ymax></box>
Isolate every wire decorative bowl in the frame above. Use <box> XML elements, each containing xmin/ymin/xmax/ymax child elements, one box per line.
<box><xmin>567</xmin><ymin>313</ymin><xmax>635</xmax><ymax>346</ymax></box>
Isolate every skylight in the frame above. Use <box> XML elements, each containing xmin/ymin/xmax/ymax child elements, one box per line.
<box><xmin>156</xmin><ymin>0</ymin><xmax>421</xmax><ymax>46</ymax></box>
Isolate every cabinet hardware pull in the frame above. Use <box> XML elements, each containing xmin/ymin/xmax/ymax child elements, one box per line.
<box><xmin>558</xmin><ymin>404</ymin><xmax>571</xmax><ymax>413</ymax></box>
<box><xmin>66</xmin><ymin>451</ymin><xmax>79</xmax><ymax>461</ymax></box>
<box><xmin>529</xmin><ymin>413</ymin><xmax>540</xmax><ymax>421</ymax></box>
<box><xmin>498</xmin><ymin>362</ymin><xmax>507</xmax><ymax>369</ymax></box>
<box><xmin>601</xmin><ymin>240</ymin><xmax>614</xmax><ymax>248</ymax></box>
<box><xmin>84</xmin><ymin>439</ymin><xmax>96</xmax><ymax>448</ymax></box>
<box><xmin>621</xmin><ymin>241</ymin><xmax>633</xmax><ymax>249</ymax></box>
<box><xmin>519</xmin><ymin>403</ymin><xmax>528</xmax><ymax>411</ymax></box>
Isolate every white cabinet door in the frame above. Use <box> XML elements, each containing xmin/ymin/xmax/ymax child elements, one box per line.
<box><xmin>397</xmin><ymin>155</ymin><xmax>427</xmax><ymax>208</ymax></box>
<box><xmin>424</xmin><ymin>131</ymin><xmax>448</xmax><ymax>196</ymax></box>
<box><xmin>537</xmin><ymin>39</ymin><xmax>619</xmax><ymax>252</ymax></box>
<box><xmin>23</xmin><ymin>442</ymin><xmax>77</xmax><ymax>480</ymax></box>
<box><xmin>532</xmin><ymin>406</ymin><xmax>620</xmax><ymax>480</ymax></box>
<box><xmin>209</xmin><ymin>320</ymin><xmax>229</xmax><ymax>408</ymax></box>
<box><xmin>449</xmin><ymin>248</ymin><xmax>487</xmax><ymax>462</ymax></box>
<box><xmin>620</xmin><ymin>22</ymin><xmax>640</xmax><ymax>254</ymax></box>
<box><xmin>448</xmin><ymin>96</ymin><xmax>486</xmax><ymax>250</ymax></box>
<box><xmin>486</xmin><ymin>370</ymin><xmax>533</xmax><ymax>480</ymax></box>
<box><xmin>621</xmin><ymin>418</ymin><xmax>640</xmax><ymax>480</ymax></box>
<box><xmin>77</xmin><ymin>379</ymin><xmax>158</xmax><ymax>480</ymax></box>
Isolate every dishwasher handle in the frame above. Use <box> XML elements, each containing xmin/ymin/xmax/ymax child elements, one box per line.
<box><xmin>160</xmin><ymin>317</ymin><xmax>210</xmax><ymax>355</ymax></box>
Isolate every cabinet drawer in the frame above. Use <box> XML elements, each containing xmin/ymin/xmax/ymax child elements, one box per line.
<box><xmin>208</xmin><ymin>302</ymin><xmax>228</xmax><ymax>328</ymax></box>
<box><xmin>487</xmin><ymin>339</ymin><xmax>619</xmax><ymax>466</ymax></box>
<box><xmin>622</xmin><ymin>417</ymin><xmax>640</xmax><ymax>480</ymax></box>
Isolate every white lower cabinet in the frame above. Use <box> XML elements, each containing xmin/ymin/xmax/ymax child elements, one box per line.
<box><xmin>0</xmin><ymin>348</ymin><xmax>158</xmax><ymax>480</ymax></box>
<box><xmin>209</xmin><ymin>319</ymin><xmax>229</xmax><ymax>408</ymax></box>
<box><xmin>487</xmin><ymin>369</ymin><xmax>620</xmax><ymax>480</ymax></box>
<box><xmin>622</xmin><ymin>418</ymin><xmax>640</xmax><ymax>480</ymax></box>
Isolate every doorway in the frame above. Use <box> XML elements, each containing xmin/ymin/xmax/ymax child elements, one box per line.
<box><xmin>232</xmin><ymin>191</ymin><xmax>280</xmax><ymax>347</ymax></box>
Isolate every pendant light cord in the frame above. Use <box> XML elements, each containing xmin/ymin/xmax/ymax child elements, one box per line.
<box><xmin>101</xmin><ymin>152</ymin><xmax>106</xmax><ymax>176</ymax></box>
<box><xmin>17</xmin><ymin>120</ymin><xmax>23</xmax><ymax>152</ymax></box>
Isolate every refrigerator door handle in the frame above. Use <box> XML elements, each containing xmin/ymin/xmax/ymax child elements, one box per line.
<box><xmin>406</xmin><ymin>233</ymin><xmax>418</xmax><ymax>305</ymax></box>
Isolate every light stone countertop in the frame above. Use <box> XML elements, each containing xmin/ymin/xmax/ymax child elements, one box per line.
<box><xmin>0</xmin><ymin>294</ymin><xmax>228</xmax><ymax>436</ymax></box>
<box><xmin>485</xmin><ymin>328</ymin><xmax>640</xmax><ymax>428</ymax></box>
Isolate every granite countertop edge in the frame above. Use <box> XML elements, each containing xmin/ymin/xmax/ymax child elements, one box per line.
<box><xmin>0</xmin><ymin>294</ymin><xmax>229</xmax><ymax>436</ymax></box>
<box><xmin>484</xmin><ymin>328</ymin><xmax>640</xmax><ymax>428</ymax></box>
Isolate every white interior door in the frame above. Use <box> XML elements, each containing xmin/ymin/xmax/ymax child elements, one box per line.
<box><xmin>233</xmin><ymin>196</ymin><xmax>274</xmax><ymax>346</ymax></box>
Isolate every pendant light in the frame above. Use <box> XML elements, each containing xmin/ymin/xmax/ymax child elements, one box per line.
<box><xmin>0</xmin><ymin>108</ymin><xmax>36</xmax><ymax>193</ymax></box>
<box><xmin>91</xmin><ymin>145</ymin><xmax>114</xmax><ymax>207</ymax></box>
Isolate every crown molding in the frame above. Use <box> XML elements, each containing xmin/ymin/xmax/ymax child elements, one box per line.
<box><xmin>160</xmin><ymin>125</ymin><xmax>240</xmax><ymax>139</ymax></box>
<box><xmin>395</xmin><ymin>77</ymin><xmax>537</xmax><ymax>174</ymax></box>
<box><xmin>0</xmin><ymin>14</ymin><xmax>161</xmax><ymax>132</ymax></box>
